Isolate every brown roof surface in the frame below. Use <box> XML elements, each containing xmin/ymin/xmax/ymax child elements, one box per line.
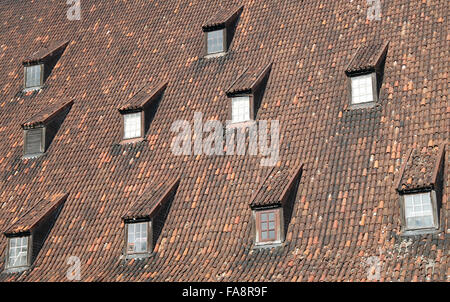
<box><xmin>202</xmin><ymin>5</ymin><xmax>244</xmax><ymax>31</ymax></box>
<box><xmin>396</xmin><ymin>144</ymin><xmax>445</xmax><ymax>192</ymax></box>
<box><xmin>22</xmin><ymin>40</ymin><xmax>69</xmax><ymax>65</ymax></box>
<box><xmin>123</xmin><ymin>177</ymin><xmax>180</xmax><ymax>221</ymax></box>
<box><xmin>0</xmin><ymin>0</ymin><xmax>448</xmax><ymax>282</ymax></box>
<box><xmin>250</xmin><ymin>164</ymin><xmax>303</xmax><ymax>208</ymax></box>
<box><xmin>22</xmin><ymin>99</ymin><xmax>74</xmax><ymax>128</ymax></box>
<box><xmin>226</xmin><ymin>62</ymin><xmax>272</xmax><ymax>96</ymax></box>
<box><xmin>345</xmin><ymin>41</ymin><xmax>389</xmax><ymax>75</ymax></box>
<box><xmin>4</xmin><ymin>193</ymin><xmax>68</xmax><ymax>235</ymax></box>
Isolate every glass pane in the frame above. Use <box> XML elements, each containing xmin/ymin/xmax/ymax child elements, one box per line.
<box><xmin>123</xmin><ymin>112</ymin><xmax>142</xmax><ymax>139</ymax></box>
<box><xmin>127</xmin><ymin>222</ymin><xmax>147</xmax><ymax>253</ymax></box>
<box><xmin>268</xmin><ymin>221</ymin><xmax>275</xmax><ymax>230</ymax></box>
<box><xmin>8</xmin><ymin>236</ymin><xmax>28</xmax><ymax>267</ymax></box>
<box><xmin>25</xmin><ymin>65</ymin><xmax>41</xmax><ymax>88</ymax></box>
<box><xmin>232</xmin><ymin>96</ymin><xmax>250</xmax><ymax>123</ymax></box>
<box><xmin>207</xmin><ymin>30</ymin><xmax>224</xmax><ymax>54</ymax></box>
<box><xmin>268</xmin><ymin>230</ymin><xmax>275</xmax><ymax>239</ymax></box>
<box><xmin>261</xmin><ymin>231</ymin><xmax>267</xmax><ymax>240</ymax></box>
<box><xmin>268</xmin><ymin>212</ymin><xmax>275</xmax><ymax>221</ymax></box>
<box><xmin>351</xmin><ymin>74</ymin><xmax>374</xmax><ymax>104</ymax></box>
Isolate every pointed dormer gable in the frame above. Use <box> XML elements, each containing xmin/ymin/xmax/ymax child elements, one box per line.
<box><xmin>3</xmin><ymin>193</ymin><xmax>68</xmax><ymax>272</ymax></box>
<box><xmin>21</xmin><ymin>99</ymin><xmax>73</xmax><ymax>158</ymax></box>
<box><xmin>249</xmin><ymin>164</ymin><xmax>302</xmax><ymax>246</ymax></box>
<box><xmin>22</xmin><ymin>40</ymin><xmax>69</xmax><ymax>91</ymax></box>
<box><xmin>122</xmin><ymin>177</ymin><xmax>180</xmax><ymax>257</ymax></box>
<box><xmin>118</xmin><ymin>81</ymin><xmax>167</xmax><ymax>143</ymax></box>
<box><xmin>202</xmin><ymin>5</ymin><xmax>244</xmax><ymax>57</ymax></box>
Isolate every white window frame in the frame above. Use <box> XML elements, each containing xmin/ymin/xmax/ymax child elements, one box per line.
<box><xmin>126</xmin><ymin>221</ymin><xmax>150</xmax><ymax>256</ymax></box>
<box><xmin>24</xmin><ymin>64</ymin><xmax>43</xmax><ymax>90</ymax></box>
<box><xmin>6</xmin><ymin>236</ymin><xmax>30</xmax><ymax>269</ymax></box>
<box><xmin>206</xmin><ymin>29</ymin><xmax>225</xmax><ymax>55</ymax></box>
<box><xmin>231</xmin><ymin>96</ymin><xmax>251</xmax><ymax>124</ymax></box>
<box><xmin>403</xmin><ymin>192</ymin><xmax>438</xmax><ymax>231</ymax></box>
<box><xmin>350</xmin><ymin>73</ymin><xmax>376</xmax><ymax>104</ymax></box>
<box><xmin>23</xmin><ymin>127</ymin><xmax>45</xmax><ymax>157</ymax></box>
<box><xmin>123</xmin><ymin>112</ymin><xmax>142</xmax><ymax>140</ymax></box>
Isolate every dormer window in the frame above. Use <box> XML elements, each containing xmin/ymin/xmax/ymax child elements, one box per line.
<box><xmin>231</xmin><ymin>96</ymin><xmax>251</xmax><ymax>123</ymax></box>
<box><xmin>6</xmin><ymin>236</ymin><xmax>30</xmax><ymax>270</ymax></box>
<box><xmin>226</xmin><ymin>63</ymin><xmax>272</xmax><ymax>124</ymax></box>
<box><xmin>123</xmin><ymin>112</ymin><xmax>142</xmax><ymax>140</ymax></box>
<box><xmin>202</xmin><ymin>5</ymin><xmax>243</xmax><ymax>58</ymax></box>
<box><xmin>395</xmin><ymin>144</ymin><xmax>445</xmax><ymax>235</ymax></box>
<box><xmin>123</xmin><ymin>177</ymin><xmax>180</xmax><ymax>259</ymax></box>
<box><xmin>22</xmin><ymin>40</ymin><xmax>69</xmax><ymax>91</ymax></box>
<box><xmin>24</xmin><ymin>64</ymin><xmax>43</xmax><ymax>90</ymax></box>
<box><xmin>126</xmin><ymin>221</ymin><xmax>150</xmax><ymax>255</ymax></box>
<box><xmin>119</xmin><ymin>81</ymin><xmax>167</xmax><ymax>143</ymax></box>
<box><xmin>24</xmin><ymin>127</ymin><xmax>44</xmax><ymax>156</ymax></box>
<box><xmin>3</xmin><ymin>193</ymin><xmax>68</xmax><ymax>272</ymax></box>
<box><xmin>22</xmin><ymin>100</ymin><xmax>73</xmax><ymax>158</ymax></box>
<box><xmin>350</xmin><ymin>73</ymin><xmax>376</xmax><ymax>104</ymax></box>
<box><xmin>206</xmin><ymin>29</ymin><xmax>225</xmax><ymax>55</ymax></box>
<box><xmin>250</xmin><ymin>164</ymin><xmax>302</xmax><ymax>247</ymax></box>
<box><xmin>345</xmin><ymin>41</ymin><xmax>389</xmax><ymax>108</ymax></box>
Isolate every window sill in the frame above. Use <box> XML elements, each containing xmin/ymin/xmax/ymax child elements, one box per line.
<box><xmin>253</xmin><ymin>241</ymin><xmax>283</xmax><ymax>249</ymax></box>
<box><xmin>348</xmin><ymin>101</ymin><xmax>377</xmax><ymax>110</ymax></box>
<box><xmin>124</xmin><ymin>252</ymin><xmax>152</xmax><ymax>260</ymax></box>
<box><xmin>3</xmin><ymin>266</ymin><xmax>30</xmax><ymax>274</ymax></box>
<box><xmin>23</xmin><ymin>87</ymin><xmax>42</xmax><ymax>93</ymax></box>
<box><xmin>22</xmin><ymin>152</ymin><xmax>44</xmax><ymax>160</ymax></box>
<box><xmin>401</xmin><ymin>228</ymin><xmax>440</xmax><ymax>237</ymax></box>
<box><xmin>204</xmin><ymin>52</ymin><xmax>227</xmax><ymax>59</ymax></box>
<box><xmin>120</xmin><ymin>137</ymin><xmax>145</xmax><ymax>145</ymax></box>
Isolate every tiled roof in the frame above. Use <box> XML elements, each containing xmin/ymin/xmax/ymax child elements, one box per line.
<box><xmin>396</xmin><ymin>144</ymin><xmax>446</xmax><ymax>192</ymax></box>
<box><xmin>202</xmin><ymin>5</ymin><xmax>244</xmax><ymax>31</ymax></box>
<box><xmin>345</xmin><ymin>41</ymin><xmax>389</xmax><ymax>75</ymax></box>
<box><xmin>123</xmin><ymin>177</ymin><xmax>180</xmax><ymax>221</ymax></box>
<box><xmin>226</xmin><ymin>62</ymin><xmax>272</xmax><ymax>96</ymax></box>
<box><xmin>22</xmin><ymin>99</ymin><xmax>74</xmax><ymax>128</ymax></box>
<box><xmin>118</xmin><ymin>81</ymin><xmax>168</xmax><ymax>112</ymax></box>
<box><xmin>4</xmin><ymin>193</ymin><xmax>68</xmax><ymax>236</ymax></box>
<box><xmin>22</xmin><ymin>40</ymin><xmax>69</xmax><ymax>65</ymax></box>
<box><xmin>250</xmin><ymin>164</ymin><xmax>303</xmax><ymax>208</ymax></box>
<box><xmin>0</xmin><ymin>0</ymin><xmax>447</xmax><ymax>282</ymax></box>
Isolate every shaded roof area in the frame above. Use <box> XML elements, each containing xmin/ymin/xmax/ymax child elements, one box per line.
<box><xmin>396</xmin><ymin>144</ymin><xmax>446</xmax><ymax>193</ymax></box>
<box><xmin>4</xmin><ymin>193</ymin><xmax>68</xmax><ymax>236</ymax></box>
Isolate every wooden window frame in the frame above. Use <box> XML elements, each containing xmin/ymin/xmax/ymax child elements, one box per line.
<box><xmin>254</xmin><ymin>208</ymin><xmax>284</xmax><ymax>246</ymax></box>
<box><xmin>204</xmin><ymin>28</ymin><xmax>227</xmax><ymax>57</ymax></box>
<box><xmin>124</xmin><ymin>220</ymin><xmax>152</xmax><ymax>259</ymax></box>
<box><xmin>399</xmin><ymin>190</ymin><xmax>440</xmax><ymax>236</ymax></box>
<box><xmin>121</xmin><ymin>110</ymin><xmax>145</xmax><ymax>143</ymax></box>
<box><xmin>5</xmin><ymin>235</ymin><xmax>32</xmax><ymax>271</ymax></box>
<box><xmin>24</xmin><ymin>64</ymin><xmax>44</xmax><ymax>90</ymax></box>
<box><xmin>23</xmin><ymin>127</ymin><xmax>45</xmax><ymax>157</ymax></box>
<box><xmin>347</xmin><ymin>72</ymin><xmax>378</xmax><ymax>108</ymax></box>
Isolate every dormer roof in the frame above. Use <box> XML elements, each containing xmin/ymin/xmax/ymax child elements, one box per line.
<box><xmin>202</xmin><ymin>5</ymin><xmax>244</xmax><ymax>31</ymax></box>
<box><xmin>22</xmin><ymin>99</ymin><xmax>74</xmax><ymax>129</ymax></box>
<box><xmin>118</xmin><ymin>81</ymin><xmax>168</xmax><ymax>113</ymax></box>
<box><xmin>4</xmin><ymin>193</ymin><xmax>68</xmax><ymax>236</ymax></box>
<box><xmin>226</xmin><ymin>62</ymin><xmax>272</xmax><ymax>97</ymax></box>
<box><xmin>345</xmin><ymin>41</ymin><xmax>389</xmax><ymax>75</ymax></box>
<box><xmin>22</xmin><ymin>40</ymin><xmax>69</xmax><ymax>65</ymax></box>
